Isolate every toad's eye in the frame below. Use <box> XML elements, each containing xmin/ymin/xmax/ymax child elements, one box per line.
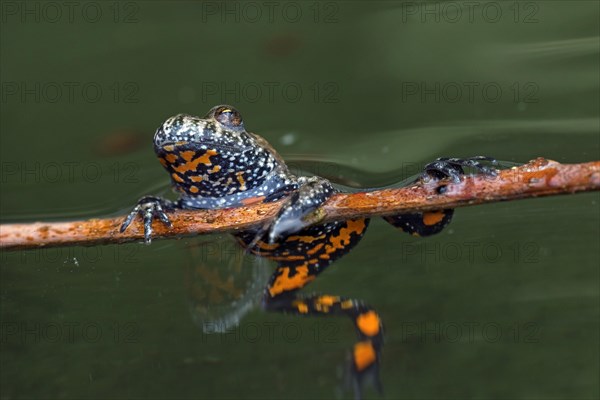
<box><xmin>212</xmin><ymin>105</ymin><xmax>243</xmax><ymax>128</ymax></box>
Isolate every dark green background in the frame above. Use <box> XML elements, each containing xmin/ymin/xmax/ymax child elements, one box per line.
<box><xmin>1</xmin><ymin>1</ymin><xmax>599</xmax><ymax>399</ymax></box>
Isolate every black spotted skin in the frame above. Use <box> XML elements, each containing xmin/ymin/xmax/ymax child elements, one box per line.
<box><xmin>154</xmin><ymin>112</ymin><xmax>293</xmax><ymax>209</ymax></box>
<box><xmin>120</xmin><ymin>105</ymin><xmax>497</xmax><ymax>398</ymax></box>
<box><xmin>383</xmin><ymin>209</ymin><xmax>454</xmax><ymax>237</ymax></box>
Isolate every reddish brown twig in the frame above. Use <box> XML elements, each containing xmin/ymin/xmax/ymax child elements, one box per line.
<box><xmin>1</xmin><ymin>158</ymin><xmax>598</xmax><ymax>251</ymax></box>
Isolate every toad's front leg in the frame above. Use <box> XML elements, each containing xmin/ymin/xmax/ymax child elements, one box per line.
<box><xmin>264</xmin><ymin>176</ymin><xmax>336</xmax><ymax>243</ymax></box>
<box><xmin>120</xmin><ymin>195</ymin><xmax>178</xmax><ymax>244</ymax></box>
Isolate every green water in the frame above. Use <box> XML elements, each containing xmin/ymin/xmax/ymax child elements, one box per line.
<box><xmin>1</xmin><ymin>1</ymin><xmax>599</xmax><ymax>399</ymax></box>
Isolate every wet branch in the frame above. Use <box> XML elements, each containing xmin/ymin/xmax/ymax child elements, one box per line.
<box><xmin>1</xmin><ymin>158</ymin><xmax>598</xmax><ymax>251</ymax></box>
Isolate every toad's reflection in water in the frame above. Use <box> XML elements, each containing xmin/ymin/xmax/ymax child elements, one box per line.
<box><xmin>185</xmin><ymin>235</ymin><xmax>270</xmax><ymax>334</ymax></box>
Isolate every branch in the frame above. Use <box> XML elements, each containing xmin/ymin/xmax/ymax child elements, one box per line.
<box><xmin>1</xmin><ymin>158</ymin><xmax>598</xmax><ymax>251</ymax></box>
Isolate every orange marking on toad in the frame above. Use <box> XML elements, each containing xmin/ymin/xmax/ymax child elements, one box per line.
<box><xmin>268</xmin><ymin>265</ymin><xmax>315</xmax><ymax>297</ymax></box>
<box><xmin>423</xmin><ymin>211</ymin><xmax>445</xmax><ymax>226</ymax></box>
<box><xmin>173</xmin><ymin>149</ymin><xmax>218</xmax><ymax>173</ymax></box>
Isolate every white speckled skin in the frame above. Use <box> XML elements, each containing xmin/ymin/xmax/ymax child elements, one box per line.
<box><xmin>150</xmin><ymin>105</ymin><xmax>339</xmax><ymax>242</ymax></box>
